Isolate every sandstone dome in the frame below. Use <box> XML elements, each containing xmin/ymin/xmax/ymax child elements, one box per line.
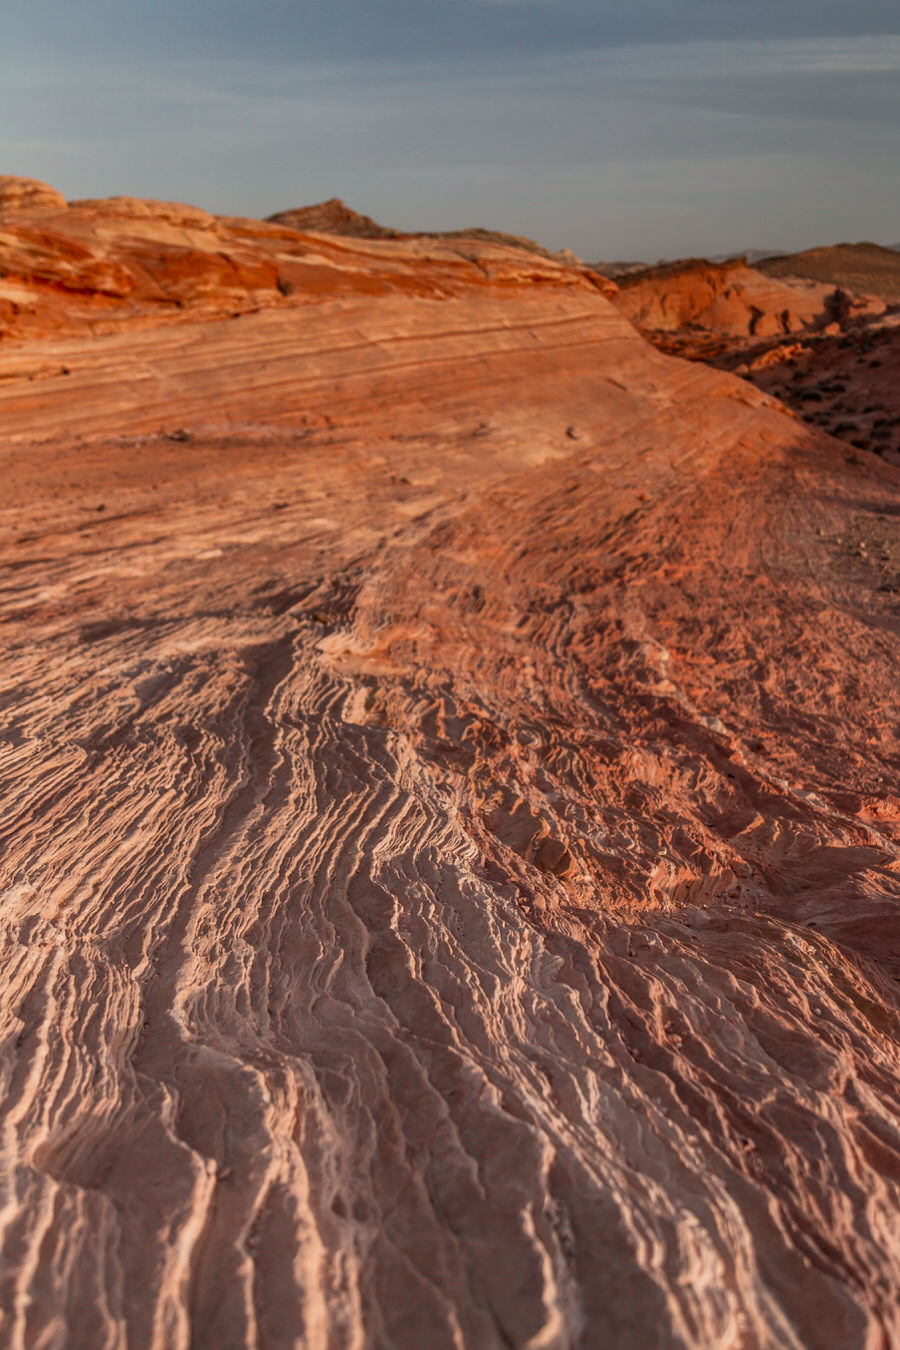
<box><xmin>0</xmin><ymin>175</ymin><xmax>66</xmax><ymax>211</ymax></box>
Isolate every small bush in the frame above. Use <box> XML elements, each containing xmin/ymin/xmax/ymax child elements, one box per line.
<box><xmin>825</xmin><ymin>288</ymin><xmax>852</xmax><ymax>325</ymax></box>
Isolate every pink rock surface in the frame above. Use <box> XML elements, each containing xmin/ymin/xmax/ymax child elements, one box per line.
<box><xmin>1</xmin><ymin>188</ymin><xmax>900</xmax><ymax>1349</ymax></box>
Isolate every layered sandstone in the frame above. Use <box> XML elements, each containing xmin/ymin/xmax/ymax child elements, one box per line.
<box><xmin>0</xmin><ymin>175</ymin><xmax>67</xmax><ymax>212</ymax></box>
<box><xmin>0</xmin><ymin>192</ymin><xmax>606</xmax><ymax>347</ymax></box>
<box><xmin>1</xmin><ymin>187</ymin><xmax>900</xmax><ymax>1350</ymax></box>
<box><xmin>610</xmin><ymin>256</ymin><xmax>886</xmax><ymax>362</ymax></box>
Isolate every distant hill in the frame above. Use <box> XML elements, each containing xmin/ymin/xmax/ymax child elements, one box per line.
<box><xmin>712</xmin><ymin>249</ymin><xmax>786</xmax><ymax>266</ymax></box>
<box><xmin>266</xmin><ymin>197</ymin><xmax>560</xmax><ymax>259</ymax></box>
<box><xmin>589</xmin><ymin>259</ymin><xmax>648</xmax><ymax>279</ymax></box>
<box><xmin>266</xmin><ymin>198</ymin><xmax>402</xmax><ymax>239</ymax></box>
<box><xmin>758</xmin><ymin>242</ymin><xmax>900</xmax><ymax>302</ymax></box>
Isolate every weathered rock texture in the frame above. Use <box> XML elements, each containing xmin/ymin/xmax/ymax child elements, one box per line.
<box><xmin>0</xmin><ymin>193</ymin><xmax>605</xmax><ymax>347</ymax></box>
<box><xmin>0</xmin><ymin>176</ymin><xmax>67</xmax><ymax>212</ymax></box>
<box><xmin>613</xmin><ymin>256</ymin><xmax>830</xmax><ymax>339</ymax></box>
<box><xmin>609</xmin><ymin>256</ymin><xmax>887</xmax><ymax>362</ymax></box>
<box><xmin>2</xmin><ymin>189</ymin><xmax>900</xmax><ymax>1350</ymax></box>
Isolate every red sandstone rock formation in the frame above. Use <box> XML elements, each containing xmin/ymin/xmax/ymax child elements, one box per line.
<box><xmin>611</xmin><ymin>256</ymin><xmax>884</xmax><ymax>361</ymax></box>
<box><xmin>2</xmin><ymin>185</ymin><xmax>900</xmax><ymax>1349</ymax></box>
<box><xmin>0</xmin><ymin>192</ymin><xmax>606</xmax><ymax>346</ymax></box>
<box><xmin>0</xmin><ymin>174</ymin><xmax>67</xmax><ymax>211</ymax></box>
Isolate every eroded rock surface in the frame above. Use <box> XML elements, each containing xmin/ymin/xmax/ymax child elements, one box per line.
<box><xmin>0</xmin><ymin>176</ymin><xmax>67</xmax><ymax>212</ymax></box>
<box><xmin>0</xmin><ymin>189</ymin><xmax>605</xmax><ymax>347</ymax></box>
<box><xmin>1</xmin><ymin>189</ymin><xmax>900</xmax><ymax>1350</ymax></box>
<box><xmin>609</xmin><ymin>256</ymin><xmax>886</xmax><ymax>362</ymax></box>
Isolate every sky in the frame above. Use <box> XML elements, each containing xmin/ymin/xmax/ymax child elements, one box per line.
<box><xmin>3</xmin><ymin>0</ymin><xmax>899</xmax><ymax>260</ymax></box>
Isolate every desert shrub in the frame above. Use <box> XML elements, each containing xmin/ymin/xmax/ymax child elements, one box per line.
<box><xmin>825</xmin><ymin>288</ymin><xmax>852</xmax><ymax>325</ymax></box>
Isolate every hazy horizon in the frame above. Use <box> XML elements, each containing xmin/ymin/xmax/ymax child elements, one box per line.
<box><xmin>3</xmin><ymin>2</ymin><xmax>899</xmax><ymax>260</ymax></box>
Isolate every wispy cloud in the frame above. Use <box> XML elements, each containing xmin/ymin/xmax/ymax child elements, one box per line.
<box><xmin>1</xmin><ymin>35</ymin><xmax>897</xmax><ymax>257</ymax></box>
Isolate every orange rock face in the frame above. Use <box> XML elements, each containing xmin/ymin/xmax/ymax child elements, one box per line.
<box><xmin>2</xmin><ymin>188</ymin><xmax>900</xmax><ymax>1349</ymax></box>
<box><xmin>611</xmin><ymin>256</ymin><xmax>884</xmax><ymax>360</ymax></box>
<box><xmin>0</xmin><ymin>175</ymin><xmax>67</xmax><ymax>211</ymax></box>
<box><xmin>0</xmin><ymin>192</ymin><xmax>606</xmax><ymax>346</ymax></box>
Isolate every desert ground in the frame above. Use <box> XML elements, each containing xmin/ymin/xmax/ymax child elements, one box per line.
<box><xmin>2</xmin><ymin>177</ymin><xmax>900</xmax><ymax>1349</ymax></box>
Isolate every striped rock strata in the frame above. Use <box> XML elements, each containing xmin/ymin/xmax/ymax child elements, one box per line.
<box><xmin>1</xmin><ymin>192</ymin><xmax>900</xmax><ymax>1350</ymax></box>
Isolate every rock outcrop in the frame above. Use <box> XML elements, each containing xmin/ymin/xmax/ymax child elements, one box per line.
<box><xmin>612</xmin><ymin>256</ymin><xmax>836</xmax><ymax>344</ymax></box>
<box><xmin>0</xmin><ymin>189</ymin><xmax>605</xmax><ymax>345</ymax></box>
<box><xmin>267</xmin><ymin>197</ymin><xmax>403</xmax><ymax>239</ymax></box>
<box><xmin>1</xmin><ymin>188</ymin><xmax>900</xmax><ymax>1350</ymax></box>
<box><xmin>609</xmin><ymin>255</ymin><xmax>890</xmax><ymax>365</ymax></box>
<box><xmin>0</xmin><ymin>175</ymin><xmax>67</xmax><ymax>212</ymax></box>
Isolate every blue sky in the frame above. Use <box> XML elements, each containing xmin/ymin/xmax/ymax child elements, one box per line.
<box><xmin>3</xmin><ymin>1</ymin><xmax>899</xmax><ymax>259</ymax></box>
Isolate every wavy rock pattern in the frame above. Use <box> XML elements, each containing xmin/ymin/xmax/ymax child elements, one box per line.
<box><xmin>1</xmin><ymin>201</ymin><xmax>900</xmax><ymax>1349</ymax></box>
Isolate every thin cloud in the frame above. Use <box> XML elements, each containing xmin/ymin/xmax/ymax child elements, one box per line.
<box><xmin>2</xmin><ymin>32</ymin><xmax>897</xmax><ymax>258</ymax></box>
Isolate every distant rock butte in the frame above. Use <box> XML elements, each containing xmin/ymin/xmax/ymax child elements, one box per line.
<box><xmin>1</xmin><ymin>184</ymin><xmax>900</xmax><ymax>1350</ymax></box>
